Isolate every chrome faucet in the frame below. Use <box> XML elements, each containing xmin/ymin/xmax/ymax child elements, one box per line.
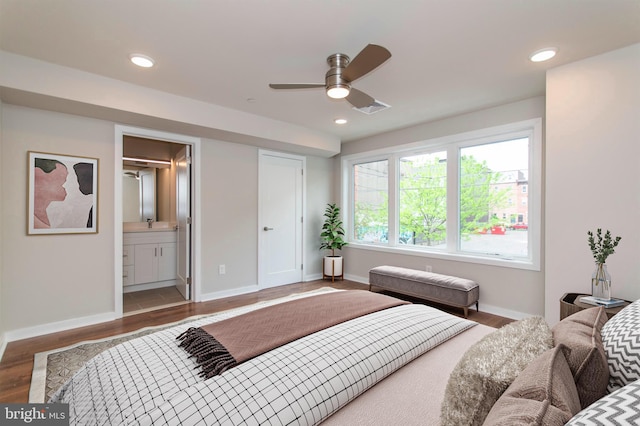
<box><xmin>146</xmin><ymin>218</ymin><xmax>153</xmax><ymax>228</ymax></box>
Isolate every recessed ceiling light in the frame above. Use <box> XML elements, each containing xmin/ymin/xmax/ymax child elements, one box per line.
<box><xmin>129</xmin><ymin>54</ymin><xmax>155</xmax><ymax>68</ymax></box>
<box><xmin>334</xmin><ymin>118</ymin><xmax>348</xmax><ymax>124</ymax></box>
<box><xmin>529</xmin><ymin>47</ymin><xmax>557</xmax><ymax>63</ymax></box>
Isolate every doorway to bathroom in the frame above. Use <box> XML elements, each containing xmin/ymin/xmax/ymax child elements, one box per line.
<box><xmin>115</xmin><ymin>125</ymin><xmax>201</xmax><ymax>317</ymax></box>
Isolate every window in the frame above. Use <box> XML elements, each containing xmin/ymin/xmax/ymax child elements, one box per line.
<box><xmin>353</xmin><ymin>160</ymin><xmax>388</xmax><ymax>243</ymax></box>
<box><xmin>343</xmin><ymin>119</ymin><xmax>541</xmax><ymax>270</ymax></box>
<box><xmin>459</xmin><ymin>138</ymin><xmax>528</xmax><ymax>258</ymax></box>
<box><xmin>398</xmin><ymin>151</ymin><xmax>447</xmax><ymax>246</ymax></box>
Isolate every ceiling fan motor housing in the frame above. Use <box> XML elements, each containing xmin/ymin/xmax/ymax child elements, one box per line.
<box><xmin>325</xmin><ymin>53</ymin><xmax>351</xmax><ymax>95</ymax></box>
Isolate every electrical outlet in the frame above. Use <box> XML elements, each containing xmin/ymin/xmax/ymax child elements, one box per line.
<box><xmin>219</xmin><ymin>264</ymin><xmax>226</xmax><ymax>275</ymax></box>
<box><xmin>425</xmin><ymin>265</ymin><xmax>433</xmax><ymax>272</ymax></box>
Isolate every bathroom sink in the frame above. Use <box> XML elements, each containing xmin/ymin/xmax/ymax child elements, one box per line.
<box><xmin>123</xmin><ymin>222</ymin><xmax>176</xmax><ymax>232</ymax></box>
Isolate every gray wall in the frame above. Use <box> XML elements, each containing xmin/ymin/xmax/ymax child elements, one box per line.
<box><xmin>545</xmin><ymin>43</ymin><xmax>640</xmax><ymax>324</ymax></box>
<box><xmin>198</xmin><ymin>140</ymin><xmax>333</xmax><ymax>297</ymax></box>
<box><xmin>199</xmin><ymin>140</ymin><xmax>259</xmax><ymax>295</ymax></box>
<box><xmin>2</xmin><ymin>105</ymin><xmax>116</xmax><ymax>333</ymax></box>
<box><xmin>305</xmin><ymin>155</ymin><xmax>335</xmax><ymax>277</ymax></box>
<box><xmin>0</xmin><ymin>104</ymin><xmax>333</xmax><ymax>338</ymax></box>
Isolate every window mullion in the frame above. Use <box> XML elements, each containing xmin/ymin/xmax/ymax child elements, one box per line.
<box><xmin>446</xmin><ymin>145</ymin><xmax>459</xmax><ymax>252</ymax></box>
<box><xmin>345</xmin><ymin>159</ymin><xmax>355</xmax><ymax>241</ymax></box>
<box><xmin>387</xmin><ymin>155</ymin><xmax>398</xmax><ymax>246</ymax></box>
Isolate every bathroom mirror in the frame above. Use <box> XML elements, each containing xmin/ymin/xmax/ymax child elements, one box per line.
<box><xmin>123</xmin><ymin>135</ymin><xmax>176</xmax><ymax>224</ymax></box>
<box><xmin>123</xmin><ymin>167</ymin><xmax>156</xmax><ymax>222</ymax></box>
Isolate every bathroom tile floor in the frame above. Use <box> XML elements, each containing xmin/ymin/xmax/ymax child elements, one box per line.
<box><xmin>123</xmin><ymin>286</ymin><xmax>189</xmax><ymax>315</ymax></box>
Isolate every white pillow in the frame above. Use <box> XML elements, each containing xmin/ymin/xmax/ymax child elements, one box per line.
<box><xmin>566</xmin><ymin>378</ymin><xmax>640</xmax><ymax>425</ymax></box>
<box><xmin>600</xmin><ymin>298</ymin><xmax>640</xmax><ymax>392</ymax></box>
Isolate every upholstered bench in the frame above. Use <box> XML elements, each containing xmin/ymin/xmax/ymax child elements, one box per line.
<box><xmin>369</xmin><ymin>265</ymin><xmax>480</xmax><ymax>318</ymax></box>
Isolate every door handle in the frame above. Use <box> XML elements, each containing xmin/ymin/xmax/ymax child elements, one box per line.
<box><xmin>263</xmin><ymin>226</ymin><xmax>274</xmax><ymax>231</ymax></box>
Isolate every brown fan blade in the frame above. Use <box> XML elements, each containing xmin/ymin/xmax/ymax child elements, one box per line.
<box><xmin>346</xmin><ymin>88</ymin><xmax>375</xmax><ymax>108</ymax></box>
<box><xmin>342</xmin><ymin>44</ymin><xmax>391</xmax><ymax>82</ymax></box>
<box><xmin>269</xmin><ymin>83</ymin><xmax>325</xmax><ymax>90</ymax></box>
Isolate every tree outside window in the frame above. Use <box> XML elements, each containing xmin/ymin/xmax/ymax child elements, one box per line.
<box><xmin>398</xmin><ymin>152</ymin><xmax>447</xmax><ymax>246</ymax></box>
<box><xmin>353</xmin><ymin>160</ymin><xmax>388</xmax><ymax>243</ymax></box>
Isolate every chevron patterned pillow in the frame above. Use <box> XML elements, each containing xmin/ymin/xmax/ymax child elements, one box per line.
<box><xmin>566</xmin><ymin>378</ymin><xmax>640</xmax><ymax>425</ymax></box>
<box><xmin>601</xmin><ymin>299</ymin><xmax>640</xmax><ymax>392</ymax></box>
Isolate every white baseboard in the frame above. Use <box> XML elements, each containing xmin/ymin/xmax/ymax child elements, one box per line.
<box><xmin>344</xmin><ymin>273</ymin><xmax>368</xmax><ymax>284</ymax></box>
<box><xmin>198</xmin><ymin>284</ymin><xmax>259</xmax><ymax>303</ymax></box>
<box><xmin>304</xmin><ymin>273</ymin><xmax>323</xmax><ymax>281</ymax></box>
<box><xmin>477</xmin><ymin>303</ymin><xmax>530</xmax><ymax>320</ymax></box>
<box><xmin>5</xmin><ymin>312</ymin><xmax>119</xmax><ymax>343</ymax></box>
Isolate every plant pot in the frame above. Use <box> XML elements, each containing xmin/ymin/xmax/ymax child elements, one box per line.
<box><xmin>323</xmin><ymin>256</ymin><xmax>344</xmax><ymax>282</ymax></box>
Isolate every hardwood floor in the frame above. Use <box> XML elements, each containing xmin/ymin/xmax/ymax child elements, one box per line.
<box><xmin>0</xmin><ymin>280</ymin><xmax>512</xmax><ymax>403</ymax></box>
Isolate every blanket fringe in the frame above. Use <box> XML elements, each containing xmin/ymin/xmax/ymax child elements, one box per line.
<box><xmin>177</xmin><ymin>327</ymin><xmax>237</xmax><ymax>378</ymax></box>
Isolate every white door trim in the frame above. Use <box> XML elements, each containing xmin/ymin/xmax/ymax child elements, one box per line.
<box><xmin>114</xmin><ymin>125</ymin><xmax>202</xmax><ymax>318</ymax></box>
<box><xmin>257</xmin><ymin>149</ymin><xmax>306</xmax><ymax>288</ymax></box>
<box><xmin>175</xmin><ymin>145</ymin><xmax>191</xmax><ymax>300</ymax></box>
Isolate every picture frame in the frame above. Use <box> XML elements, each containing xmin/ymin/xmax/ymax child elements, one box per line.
<box><xmin>28</xmin><ymin>151</ymin><xmax>99</xmax><ymax>235</ymax></box>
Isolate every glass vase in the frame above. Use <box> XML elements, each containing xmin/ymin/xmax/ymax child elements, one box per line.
<box><xmin>591</xmin><ymin>263</ymin><xmax>611</xmax><ymax>301</ymax></box>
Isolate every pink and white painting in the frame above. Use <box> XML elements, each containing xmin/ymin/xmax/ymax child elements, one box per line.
<box><xmin>28</xmin><ymin>151</ymin><xmax>98</xmax><ymax>235</ymax></box>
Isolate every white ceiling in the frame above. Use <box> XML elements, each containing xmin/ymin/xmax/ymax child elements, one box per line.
<box><xmin>1</xmin><ymin>0</ymin><xmax>639</xmax><ymax>143</ymax></box>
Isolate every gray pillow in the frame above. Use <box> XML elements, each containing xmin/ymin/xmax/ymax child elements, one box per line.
<box><xmin>440</xmin><ymin>316</ymin><xmax>553</xmax><ymax>426</ymax></box>
<box><xmin>483</xmin><ymin>345</ymin><xmax>581</xmax><ymax>426</ymax></box>
<box><xmin>552</xmin><ymin>306</ymin><xmax>609</xmax><ymax>408</ymax></box>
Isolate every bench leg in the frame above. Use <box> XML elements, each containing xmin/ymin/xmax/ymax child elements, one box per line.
<box><xmin>463</xmin><ymin>307</ymin><xmax>468</xmax><ymax>318</ymax></box>
<box><xmin>476</xmin><ymin>301</ymin><xmax>479</xmax><ymax>312</ymax></box>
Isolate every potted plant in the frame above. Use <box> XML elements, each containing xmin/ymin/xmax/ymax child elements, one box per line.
<box><xmin>587</xmin><ymin>228</ymin><xmax>622</xmax><ymax>300</ymax></box>
<box><xmin>320</xmin><ymin>203</ymin><xmax>348</xmax><ymax>281</ymax></box>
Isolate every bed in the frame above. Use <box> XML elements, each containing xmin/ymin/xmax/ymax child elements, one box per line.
<box><xmin>50</xmin><ymin>288</ymin><xmax>489</xmax><ymax>425</ymax></box>
<box><xmin>50</xmin><ymin>288</ymin><xmax>640</xmax><ymax>425</ymax></box>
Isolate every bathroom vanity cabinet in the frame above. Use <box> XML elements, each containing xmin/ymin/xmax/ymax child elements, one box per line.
<box><xmin>123</xmin><ymin>229</ymin><xmax>177</xmax><ymax>292</ymax></box>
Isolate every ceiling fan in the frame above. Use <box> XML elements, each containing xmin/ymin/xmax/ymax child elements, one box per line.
<box><xmin>269</xmin><ymin>44</ymin><xmax>391</xmax><ymax>108</ymax></box>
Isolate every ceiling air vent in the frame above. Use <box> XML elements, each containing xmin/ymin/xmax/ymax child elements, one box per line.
<box><xmin>352</xmin><ymin>99</ymin><xmax>391</xmax><ymax>115</ymax></box>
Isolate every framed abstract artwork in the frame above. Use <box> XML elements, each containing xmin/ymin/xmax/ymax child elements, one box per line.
<box><xmin>28</xmin><ymin>151</ymin><xmax>99</xmax><ymax>235</ymax></box>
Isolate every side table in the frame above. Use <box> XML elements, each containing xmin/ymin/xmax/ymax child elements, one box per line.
<box><xmin>560</xmin><ymin>293</ymin><xmax>630</xmax><ymax>321</ymax></box>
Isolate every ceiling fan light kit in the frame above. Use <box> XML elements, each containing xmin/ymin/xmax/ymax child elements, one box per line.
<box><xmin>327</xmin><ymin>85</ymin><xmax>350</xmax><ymax>99</ymax></box>
<box><xmin>269</xmin><ymin>44</ymin><xmax>391</xmax><ymax>108</ymax></box>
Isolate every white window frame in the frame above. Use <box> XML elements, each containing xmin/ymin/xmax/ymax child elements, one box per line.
<box><xmin>341</xmin><ymin>118</ymin><xmax>542</xmax><ymax>271</ymax></box>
